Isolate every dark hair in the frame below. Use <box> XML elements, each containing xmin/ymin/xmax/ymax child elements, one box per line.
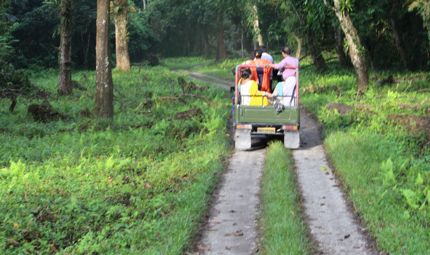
<box><xmin>281</xmin><ymin>46</ymin><xmax>291</xmax><ymax>55</ymax></box>
<box><xmin>254</xmin><ymin>48</ymin><xmax>263</xmax><ymax>59</ymax></box>
<box><xmin>241</xmin><ymin>68</ymin><xmax>251</xmax><ymax>79</ymax></box>
<box><xmin>259</xmin><ymin>45</ymin><xmax>267</xmax><ymax>52</ymax></box>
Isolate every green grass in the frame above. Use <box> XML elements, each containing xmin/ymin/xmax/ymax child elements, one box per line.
<box><xmin>0</xmin><ymin>65</ymin><xmax>230</xmax><ymax>254</ymax></box>
<box><xmin>161</xmin><ymin>56</ymin><xmax>214</xmax><ymax>70</ymax></box>
<box><xmin>260</xmin><ymin>142</ymin><xmax>311</xmax><ymax>255</ymax></box>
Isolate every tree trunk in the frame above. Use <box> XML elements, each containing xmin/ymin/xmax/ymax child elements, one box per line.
<box><xmin>241</xmin><ymin>27</ymin><xmax>245</xmax><ymax>58</ymax></box>
<box><xmin>84</xmin><ymin>31</ymin><xmax>91</xmax><ymax>69</ymax></box>
<box><xmin>114</xmin><ymin>0</ymin><xmax>131</xmax><ymax>71</ymax></box>
<box><xmin>216</xmin><ymin>14</ymin><xmax>226</xmax><ymax>61</ymax></box>
<box><xmin>252</xmin><ymin>4</ymin><xmax>264</xmax><ymax>47</ymax></box>
<box><xmin>95</xmin><ymin>0</ymin><xmax>113</xmax><ymax>118</ymax></box>
<box><xmin>390</xmin><ymin>18</ymin><xmax>408</xmax><ymax>69</ymax></box>
<box><xmin>335</xmin><ymin>28</ymin><xmax>349</xmax><ymax>67</ymax></box>
<box><xmin>389</xmin><ymin>0</ymin><xmax>408</xmax><ymax>69</ymax></box>
<box><xmin>307</xmin><ymin>34</ymin><xmax>327</xmax><ymax>72</ymax></box>
<box><xmin>333</xmin><ymin>0</ymin><xmax>368</xmax><ymax>95</ymax></box>
<box><xmin>58</xmin><ymin>0</ymin><xmax>73</xmax><ymax>95</ymax></box>
<box><xmin>293</xmin><ymin>34</ymin><xmax>302</xmax><ymax>58</ymax></box>
<box><xmin>290</xmin><ymin>1</ymin><xmax>326</xmax><ymax>70</ymax></box>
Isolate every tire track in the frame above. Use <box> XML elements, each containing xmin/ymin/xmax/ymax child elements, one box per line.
<box><xmin>295</xmin><ymin>110</ymin><xmax>377</xmax><ymax>255</ymax></box>
<box><xmin>196</xmin><ymin>150</ymin><xmax>265</xmax><ymax>254</ymax></box>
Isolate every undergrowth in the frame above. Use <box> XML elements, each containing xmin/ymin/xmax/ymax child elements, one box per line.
<box><xmin>0</xmin><ymin>65</ymin><xmax>230</xmax><ymax>254</ymax></box>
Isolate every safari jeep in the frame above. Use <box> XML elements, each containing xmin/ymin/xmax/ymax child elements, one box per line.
<box><xmin>233</xmin><ymin>64</ymin><xmax>300</xmax><ymax>150</ymax></box>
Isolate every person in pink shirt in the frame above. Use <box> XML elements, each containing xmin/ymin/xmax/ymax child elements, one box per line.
<box><xmin>271</xmin><ymin>46</ymin><xmax>299</xmax><ymax>81</ymax></box>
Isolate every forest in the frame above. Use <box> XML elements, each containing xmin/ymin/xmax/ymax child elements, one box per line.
<box><xmin>0</xmin><ymin>0</ymin><xmax>429</xmax><ymax>254</ymax></box>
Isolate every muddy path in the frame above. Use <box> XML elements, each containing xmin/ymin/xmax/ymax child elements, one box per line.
<box><xmin>297</xmin><ymin>111</ymin><xmax>377</xmax><ymax>255</ymax></box>
<box><xmin>186</xmin><ymin>71</ymin><xmax>377</xmax><ymax>254</ymax></box>
<box><xmin>196</xmin><ymin>150</ymin><xmax>265</xmax><ymax>254</ymax></box>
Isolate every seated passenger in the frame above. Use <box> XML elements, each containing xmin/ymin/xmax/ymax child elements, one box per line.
<box><xmin>270</xmin><ymin>76</ymin><xmax>297</xmax><ymax>106</ymax></box>
<box><xmin>239</xmin><ymin>69</ymin><xmax>269</xmax><ymax>106</ymax></box>
<box><xmin>253</xmin><ymin>48</ymin><xmax>272</xmax><ymax>66</ymax></box>
<box><xmin>259</xmin><ymin>45</ymin><xmax>274</xmax><ymax>64</ymax></box>
<box><xmin>251</xmin><ymin>49</ymin><xmax>273</xmax><ymax>92</ymax></box>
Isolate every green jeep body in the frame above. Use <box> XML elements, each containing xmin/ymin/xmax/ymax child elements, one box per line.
<box><xmin>233</xmin><ymin>64</ymin><xmax>300</xmax><ymax>149</ymax></box>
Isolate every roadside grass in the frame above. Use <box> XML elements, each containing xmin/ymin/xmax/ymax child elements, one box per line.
<box><xmin>300</xmin><ymin>59</ymin><xmax>430</xmax><ymax>254</ymax></box>
<box><xmin>325</xmin><ymin>131</ymin><xmax>430</xmax><ymax>254</ymax></box>
<box><xmin>0</xmin><ymin>65</ymin><xmax>230</xmax><ymax>254</ymax></box>
<box><xmin>192</xmin><ymin>58</ymin><xmax>243</xmax><ymax>79</ymax></box>
<box><xmin>161</xmin><ymin>57</ymin><xmax>214</xmax><ymax>70</ymax></box>
<box><xmin>260</xmin><ymin>142</ymin><xmax>311</xmax><ymax>255</ymax></box>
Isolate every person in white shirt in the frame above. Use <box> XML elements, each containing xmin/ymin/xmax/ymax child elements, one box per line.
<box><xmin>260</xmin><ymin>45</ymin><xmax>274</xmax><ymax>64</ymax></box>
<box><xmin>270</xmin><ymin>76</ymin><xmax>297</xmax><ymax>106</ymax></box>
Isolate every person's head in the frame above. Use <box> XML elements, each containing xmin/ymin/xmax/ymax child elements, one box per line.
<box><xmin>241</xmin><ymin>68</ymin><xmax>251</xmax><ymax>79</ymax></box>
<box><xmin>254</xmin><ymin>48</ymin><xmax>263</xmax><ymax>59</ymax></box>
<box><xmin>281</xmin><ymin>46</ymin><xmax>291</xmax><ymax>57</ymax></box>
<box><xmin>259</xmin><ymin>45</ymin><xmax>267</xmax><ymax>53</ymax></box>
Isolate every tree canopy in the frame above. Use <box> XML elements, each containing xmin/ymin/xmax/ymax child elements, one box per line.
<box><xmin>0</xmin><ymin>0</ymin><xmax>428</xmax><ymax>70</ymax></box>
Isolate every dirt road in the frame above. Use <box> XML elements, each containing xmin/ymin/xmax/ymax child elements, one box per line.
<box><xmin>296</xmin><ymin>111</ymin><xmax>376</xmax><ymax>254</ymax></box>
<box><xmin>196</xmin><ymin>150</ymin><xmax>265</xmax><ymax>254</ymax></box>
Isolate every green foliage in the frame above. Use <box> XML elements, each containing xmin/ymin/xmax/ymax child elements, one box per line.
<box><xmin>0</xmin><ymin>65</ymin><xmax>229</xmax><ymax>254</ymax></box>
<box><xmin>261</xmin><ymin>142</ymin><xmax>311</xmax><ymax>254</ymax></box>
<box><xmin>408</xmin><ymin>0</ymin><xmax>430</xmax><ymax>46</ymax></box>
<box><xmin>381</xmin><ymin>158</ymin><xmax>396</xmax><ymax>187</ymax></box>
<box><xmin>0</xmin><ymin>60</ymin><xmax>34</xmax><ymax>106</ymax></box>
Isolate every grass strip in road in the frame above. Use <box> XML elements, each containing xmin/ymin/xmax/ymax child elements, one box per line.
<box><xmin>260</xmin><ymin>142</ymin><xmax>312</xmax><ymax>255</ymax></box>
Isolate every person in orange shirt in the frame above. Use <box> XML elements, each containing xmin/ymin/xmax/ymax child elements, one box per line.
<box><xmin>253</xmin><ymin>48</ymin><xmax>271</xmax><ymax>65</ymax></box>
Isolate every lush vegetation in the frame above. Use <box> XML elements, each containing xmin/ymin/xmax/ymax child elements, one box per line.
<box><xmin>260</xmin><ymin>142</ymin><xmax>312</xmax><ymax>255</ymax></box>
<box><xmin>1</xmin><ymin>0</ymin><xmax>429</xmax><ymax>69</ymax></box>
<box><xmin>0</xmin><ymin>67</ymin><xmax>230</xmax><ymax>254</ymax></box>
<box><xmin>1</xmin><ymin>0</ymin><xmax>429</xmax><ymax>253</ymax></box>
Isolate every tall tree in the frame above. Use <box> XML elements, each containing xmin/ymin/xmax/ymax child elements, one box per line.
<box><xmin>58</xmin><ymin>0</ymin><xmax>73</xmax><ymax>95</ymax></box>
<box><xmin>251</xmin><ymin>4</ymin><xmax>264</xmax><ymax>47</ymax></box>
<box><xmin>95</xmin><ymin>0</ymin><xmax>113</xmax><ymax>118</ymax></box>
<box><xmin>329</xmin><ymin>0</ymin><xmax>369</xmax><ymax>94</ymax></box>
<box><xmin>215</xmin><ymin>8</ymin><xmax>226</xmax><ymax>60</ymax></box>
<box><xmin>112</xmin><ymin>0</ymin><xmax>131</xmax><ymax>71</ymax></box>
<box><xmin>408</xmin><ymin>0</ymin><xmax>430</xmax><ymax>48</ymax></box>
<box><xmin>335</xmin><ymin>28</ymin><xmax>349</xmax><ymax>67</ymax></box>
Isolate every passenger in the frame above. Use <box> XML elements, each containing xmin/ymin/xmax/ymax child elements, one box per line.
<box><xmin>253</xmin><ymin>48</ymin><xmax>271</xmax><ymax>65</ymax></box>
<box><xmin>270</xmin><ymin>77</ymin><xmax>297</xmax><ymax>106</ymax></box>
<box><xmin>260</xmin><ymin>45</ymin><xmax>274</xmax><ymax>64</ymax></box>
<box><xmin>270</xmin><ymin>46</ymin><xmax>299</xmax><ymax>81</ymax></box>
<box><xmin>251</xmin><ymin>48</ymin><xmax>273</xmax><ymax>92</ymax></box>
<box><xmin>238</xmin><ymin>69</ymin><xmax>270</xmax><ymax>106</ymax></box>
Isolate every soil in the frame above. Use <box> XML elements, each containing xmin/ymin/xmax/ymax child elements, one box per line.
<box><xmin>195</xmin><ymin>150</ymin><xmax>265</xmax><ymax>254</ymax></box>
